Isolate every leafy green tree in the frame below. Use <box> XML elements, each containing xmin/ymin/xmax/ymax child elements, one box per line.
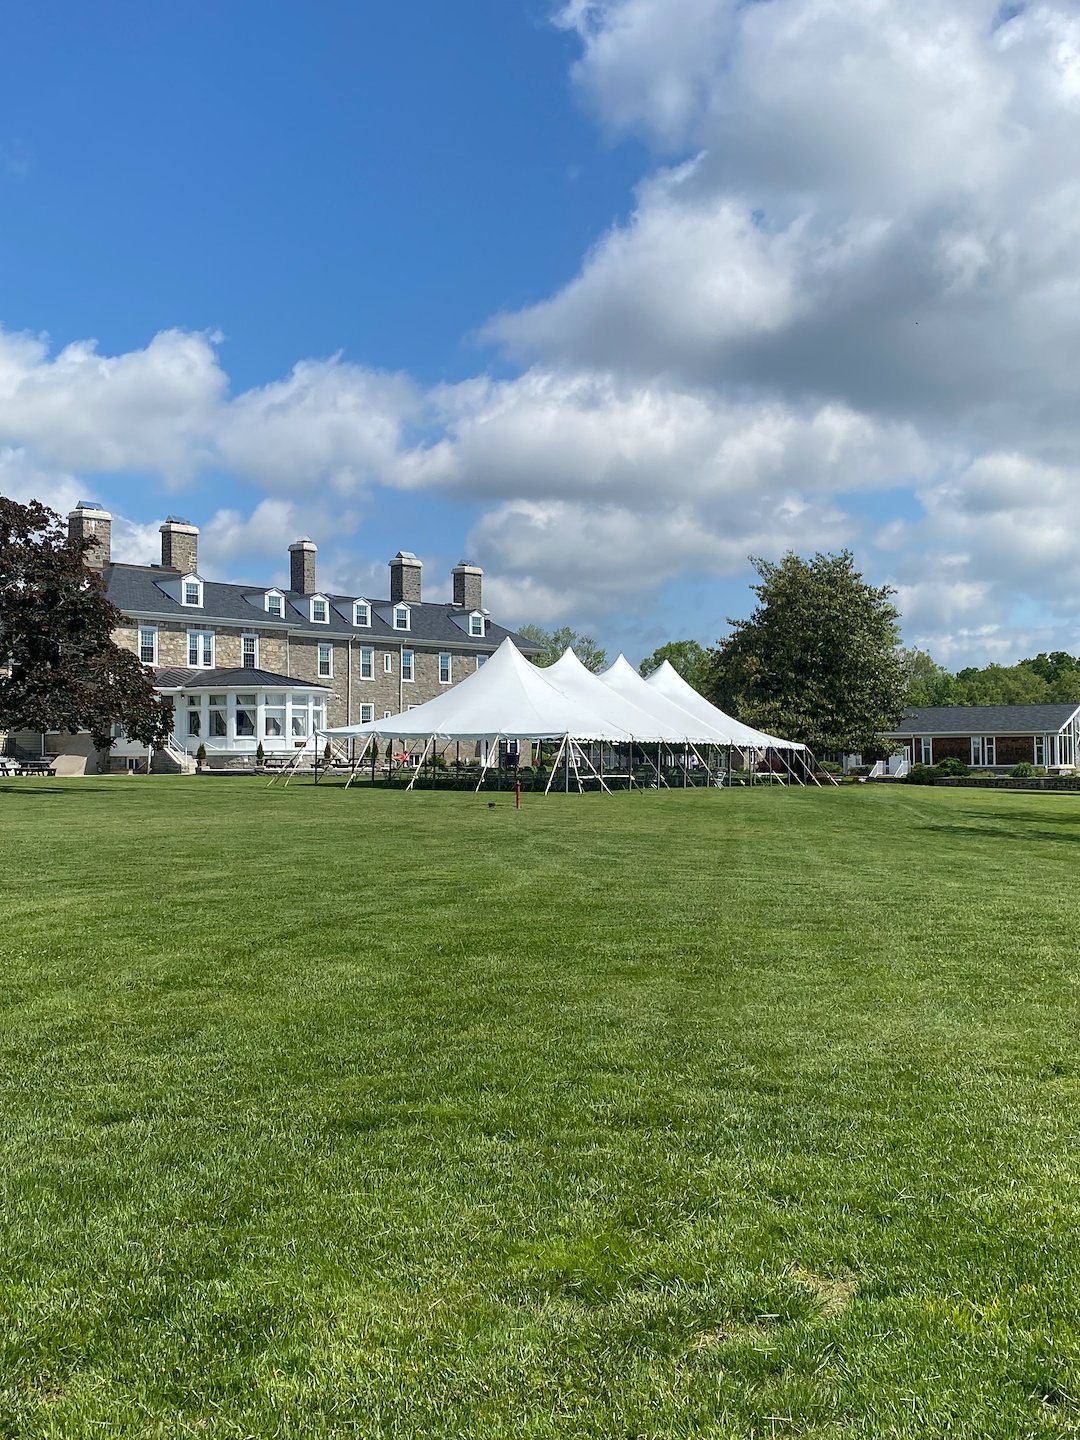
<box><xmin>518</xmin><ymin>624</ymin><xmax>607</xmax><ymax>673</ymax></box>
<box><xmin>710</xmin><ymin>550</ymin><xmax>907</xmax><ymax>753</ymax></box>
<box><xmin>0</xmin><ymin>497</ymin><xmax>173</xmax><ymax>752</ymax></box>
<box><xmin>638</xmin><ymin>639</ymin><xmax>712</xmax><ymax>694</ymax></box>
<box><xmin>953</xmin><ymin>663</ymin><xmax>1047</xmax><ymax>705</ymax></box>
<box><xmin>899</xmin><ymin>647</ymin><xmax>960</xmax><ymax>706</ymax></box>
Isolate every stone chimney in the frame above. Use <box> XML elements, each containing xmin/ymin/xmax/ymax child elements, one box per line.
<box><xmin>289</xmin><ymin>537</ymin><xmax>318</xmax><ymax>595</ymax></box>
<box><xmin>452</xmin><ymin>560</ymin><xmax>483</xmax><ymax>611</ymax></box>
<box><xmin>68</xmin><ymin>502</ymin><xmax>112</xmax><ymax>569</ymax></box>
<box><xmin>389</xmin><ymin>550</ymin><xmax>422</xmax><ymax>604</ymax></box>
<box><xmin>160</xmin><ymin>517</ymin><xmax>199</xmax><ymax>574</ymax></box>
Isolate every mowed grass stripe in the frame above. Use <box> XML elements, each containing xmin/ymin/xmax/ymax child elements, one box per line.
<box><xmin>1</xmin><ymin>779</ymin><xmax>1080</xmax><ymax>1437</ymax></box>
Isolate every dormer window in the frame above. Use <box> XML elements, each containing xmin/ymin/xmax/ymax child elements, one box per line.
<box><xmin>265</xmin><ymin>590</ymin><xmax>284</xmax><ymax>617</ymax></box>
<box><xmin>353</xmin><ymin>601</ymin><xmax>370</xmax><ymax>627</ymax></box>
<box><xmin>469</xmin><ymin>612</ymin><xmax>484</xmax><ymax>637</ymax></box>
<box><xmin>181</xmin><ymin>575</ymin><xmax>203</xmax><ymax>607</ymax></box>
<box><xmin>310</xmin><ymin>596</ymin><xmax>329</xmax><ymax>624</ymax></box>
<box><xmin>393</xmin><ymin>605</ymin><xmax>410</xmax><ymax>631</ymax></box>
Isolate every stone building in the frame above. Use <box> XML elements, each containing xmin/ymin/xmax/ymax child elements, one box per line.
<box><xmin>7</xmin><ymin>502</ymin><xmax>538</xmax><ymax>774</ymax></box>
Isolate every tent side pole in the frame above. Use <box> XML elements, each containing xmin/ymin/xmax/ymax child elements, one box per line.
<box><xmin>406</xmin><ymin>737</ymin><xmax>433</xmax><ymax>792</ymax></box>
<box><xmin>545</xmin><ymin>735</ymin><xmax>568</xmax><ymax>796</ymax></box>
<box><xmin>475</xmin><ymin>737</ymin><xmax>499</xmax><ymax>793</ymax></box>
<box><xmin>344</xmin><ymin>734</ymin><xmax>372</xmax><ymax>791</ymax></box>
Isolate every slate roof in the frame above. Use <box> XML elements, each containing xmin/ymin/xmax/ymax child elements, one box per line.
<box><xmin>154</xmin><ymin>667</ymin><xmax>332</xmax><ymax>691</ymax></box>
<box><xmin>103</xmin><ymin>562</ymin><xmax>541</xmax><ymax>652</ymax></box>
<box><xmin>885</xmin><ymin>703</ymin><xmax>1080</xmax><ymax>736</ymax></box>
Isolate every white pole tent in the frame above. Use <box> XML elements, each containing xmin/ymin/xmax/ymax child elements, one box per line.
<box><xmin>316</xmin><ymin>637</ymin><xmax>809</xmax><ymax>793</ymax></box>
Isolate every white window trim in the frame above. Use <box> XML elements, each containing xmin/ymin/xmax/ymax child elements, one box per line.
<box><xmin>359</xmin><ymin>646</ymin><xmax>374</xmax><ymax>680</ymax></box>
<box><xmin>353</xmin><ymin>601</ymin><xmax>370</xmax><ymax>627</ymax></box>
<box><xmin>310</xmin><ymin>595</ymin><xmax>330</xmax><ymax>624</ymax></box>
<box><xmin>393</xmin><ymin>604</ymin><xmax>411</xmax><ymax>632</ymax></box>
<box><xmin>180</xmin><ymin>574</ymin><xmax>204</xmax><ymax>608</ymax></box>
<box><xmin>476</xmin><ymin>655</ymin><xmax>488</xmax><ymax>671</ymax></box>
<box><xmin>360</xmin><ymin>703</ymin><xmax>374</xmax><ymax>724</ymax></box>
<box><xmin>317</xmin><ymin>642</ymin><xmax>334</xmax><ymax>679</ymax></box>
<box><xmin>383</xmin><ymin>653</ymin><xmax>393</xmax><ymax>674</ymax></box>
<box><xmin>402</xmin><ymin>650</ymin><xmax>414</xmax><ymax>682</ymax></box>
<box><xmin>469</xmin><ymin>611</ymin><xmax>485</xmax><ymax>637</ymax></box>
<box><xmin>241</xmin><ymin>633</ymin><xmax>259</xmax><ymax>669</ymax></box>
<box><xmin>138</xmin><ymin>625</ymin><xmax>158</xmax><ymax>666</ymax></box>
<box><xmin>265</xmin><ymin>589</ymin><xmax>285</xmax><ymax>617</ymax></box>
<box><xmin>187</xmin><ymin>629</ymin><xmax>215</xmax><ymax>669</ymax></box>
<box><xmin>439</xmin><ymin>652</ymin><xmax>452</xmax><ymax>685</ymax></box>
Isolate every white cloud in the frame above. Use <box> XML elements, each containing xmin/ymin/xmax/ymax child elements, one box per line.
<box><xmin>0</xmin><ymin>328</ymin><xmax>225</xmax><ymax>479</ymax></box>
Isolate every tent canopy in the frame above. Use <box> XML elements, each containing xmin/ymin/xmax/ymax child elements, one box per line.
<box><xmin>644</xmin><ymin>661</ymin><xmax>807</xmax><ymax>750</ymax></box>
<box><xmin>544</xmin><ymin>649</ymin><xmax>697</xmax><ymax>743</ymax></box>
<box><xmin>596</xmin><ymin>655</ymin><xmax>737</xmax><ymax>745</ymax></box>
<box><xmin>322</xmin><ymin>638</ymin><xmax>805</xmax><ymax>751</ymax></box>
<box><xmin>323</xmin><ymin>637</ymin><xmax>634</xmax><ymax>742</ymax></box>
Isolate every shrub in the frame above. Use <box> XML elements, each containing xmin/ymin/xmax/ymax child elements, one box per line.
<box><xmin>850</xmin><ymin>765</ymin><xmax>872</xmax><ymax>777</ymax></box>
<box><xmin>323</xmin><ymin>742</ymin><xmax>332</xmax><ymax>762</ymax></box>
<box><xmin>256</xmin><ymin>741</ymin><xmax>265</xmax><ymax>764</ymax></box>
<box><xmin>902</xmin><ymin>763</ymin><xmax>936</xmax><ymax>785</ymax></box>
<box><xmin>818</xmin><ymin>760</ymin><xmax>843</xmax><ymax>775</ymax></box>
<box><xmin>196</xmin><ymin>743</ymin><xmax>207</xmax><ymax>763</ymax></box>
<box><xmin>430</xmin><ymin>753</ymin><xmax>447</xmax><ymax>769</ymax></box>
<box><xmin>933</xmin><ymin>757</ymin><xmax>970</xmax><ymax>778</ymax></box>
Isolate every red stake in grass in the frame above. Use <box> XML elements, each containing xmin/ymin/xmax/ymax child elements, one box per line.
<box><xmin>515</xmin><ymin>781</ymin><xmax>521</xmax><ymax>811</ymax></box>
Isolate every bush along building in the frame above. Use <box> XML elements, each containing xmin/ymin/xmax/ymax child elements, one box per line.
<box><xmin>18</xmin><ymin>502</ymin><xmax>538</xmax><ymax>774</ymax></box>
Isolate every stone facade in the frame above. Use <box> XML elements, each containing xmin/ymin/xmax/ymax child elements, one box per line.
<box><xmin>53</xmin><ymin>502</ymin><xmax>535</xmax><ymax>772</ymax></box>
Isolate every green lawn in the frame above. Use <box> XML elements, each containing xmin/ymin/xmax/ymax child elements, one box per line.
<box><xmin>2</xmin><ymin>779</ymin><xmax>1080</xmax><ymax>1437</ymax></box>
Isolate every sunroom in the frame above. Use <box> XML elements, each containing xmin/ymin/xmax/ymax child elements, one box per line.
<box><xmin>155</xmin><ymin>668</ymin><xmax>333</xmax><ymax>757</ymax></box>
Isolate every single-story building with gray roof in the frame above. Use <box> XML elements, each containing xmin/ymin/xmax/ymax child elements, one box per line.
<box><xmin>876</xmin><ymin>702</ymin><xmax>1080</xmax><ymax>776</ymax></box>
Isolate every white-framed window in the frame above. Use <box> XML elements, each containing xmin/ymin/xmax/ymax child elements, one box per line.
<box><xmin>476</xmin><ymin>655</ymin><xmax>488</xmax><ymax>671</ymax></box>
<box><xmin>920</xmin><ymin>737</ymin><xmax>932</xmax><ymax>765</ymax></box>
<box><xmin>265</xmin><ymin>590</ymin><xmax>284</xmax><ymax>617</ymax></box>
<box><xmin>360</xmin><ymin>703</ymin><xmax>374</xmax><ymax>723</ymax></box>
<box><xmin>383</xmin><ymin>653</ymin><xmax>393</xmax><ymax>674</ymax></box>
<box><xmin>1035</xmin><ymin>735</ymin><xmax>1046</xmax><ymax>766</ymax></box>
<box><xmin>393</xmin><ymin>605</ymin><xmax>410</xmax><ymax>631</ymax></box>
<box><xmin>263</xmin><ymin>693</ymin><xmax>286</xmax><ymax>739</ymax></box>
<box><xmin>241</xmin><ymin>634</ymin><xmax>259</xmax><ymax>669</ymax></box>
<box><xmin>138</xmin><ymin>626</ymin><xmax>158</xmax><ymax>665</ymax></box>
<box><xmin>402</xmin><ymin>650</ymin><xmax>414</xmax><ymax>682</ymax></box>
<box><xmin>182</xmin><ymin>575</ymin><xmax>203</xmax><ymax>607</ymax></box>
<box><xmin>439</xmin><ymin>652</ymin><xmax>452</xmax><ymax>684</ymax></box>
<box><xmin>187</xmin><ymin>630</ymin><xmax>214</xmax><ymax>668</ymax></box>
<box><xmin>971</xmin><ymin>736</ymin><xmax>997</xmax><ymax>767</ymax></box>
<box><xmin>209</xmin><ymin>693</ymin><xmax>228</xmax><ymax>737</ymax></box>
<box><xmin>469</xmin><ymin>612</ymin><xmax>484</xmax><ymax>637</ymax></box>
<box><xmin>318</xmin><ymin>643</ymin><xmax>334</xmax><ymax>678</ymax></box>
<box><xmin>309</xmin><ymin>596</ymin><xmax>328</xmax><ymax>623</ymax></box>
<box><xmin>354</xmin><ymin>601</ymin><xmax>370</xmax><ymax>627</ymax></box>
<box><xmin>360</xmin><ymin>647</ymin><xmax>374</xmax><ymax>680</ymax></box>
<box><xmin>186</xmin><ymin>696</ymin><xmax>201</xmax><ymax>738</ymax></box>
<box><xmin>235</xmin><ymin>694</ymin><xmax>257</xmax><ymax>739</ymax></box>
<box><xmin>291</xmin><ymin>707</ymin><xmax>309</xmax><ymax>739</ymax></box>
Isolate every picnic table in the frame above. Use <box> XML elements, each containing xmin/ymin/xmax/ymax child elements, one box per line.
<box><xmin>0</xmin><ymin>756</ymin><xmax>57</xmax><ymax>777</ymax></box>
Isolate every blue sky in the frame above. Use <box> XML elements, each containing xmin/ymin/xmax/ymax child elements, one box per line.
<box><xmin>4</xmin><ymin>0</ymin><xmax>1080</xmax><ymax>666</ymax></box>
